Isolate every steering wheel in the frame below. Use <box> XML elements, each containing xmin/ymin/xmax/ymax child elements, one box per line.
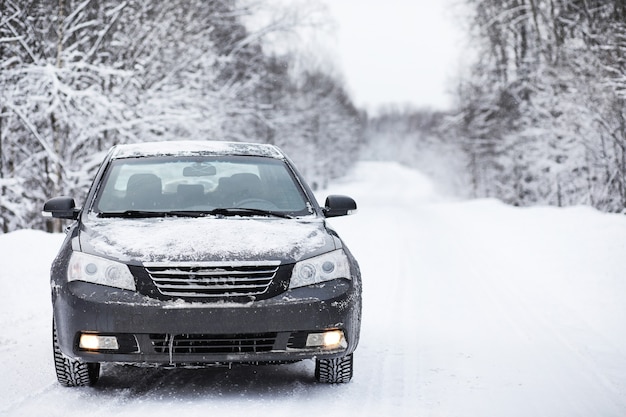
<box><xmin>234</xmin><ymin>198</ymin><xmax>279</xmax><ymax>210</ymax></box>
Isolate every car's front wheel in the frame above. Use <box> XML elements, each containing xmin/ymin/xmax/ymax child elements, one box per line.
<box><xmin>53</xmin><ymin>322</ymin><xmax>100</xmax><ymax>387</ymax></box>
<box><xmin>315</xmin><ymin>354</ymin><xmax>353</xmax><ymax>383</ymax></box>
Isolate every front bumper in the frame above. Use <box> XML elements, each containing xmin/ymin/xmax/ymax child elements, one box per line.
<box><xmin>53</xmin><ymin>278</ymin><xmax>361</xmax><ymax>364</ymax></box>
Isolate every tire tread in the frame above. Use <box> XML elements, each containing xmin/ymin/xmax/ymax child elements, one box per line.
<box><xmin>315</xmin><ymin>354</ymin><xmax>353</xmax><ymax>383</ymax></box>
<box><xmin>53</xmin><ymin>323</ymin><xmax>100</xmax><ymax>387</ymax></box>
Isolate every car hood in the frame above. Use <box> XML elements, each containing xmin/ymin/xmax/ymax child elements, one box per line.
<box><xmin>79</xmin><ymin>215</ymin><xmax>337</xmax><ymax>264</ymax></box>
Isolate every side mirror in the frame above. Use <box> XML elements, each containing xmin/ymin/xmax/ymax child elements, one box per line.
<box><xmin>323</xmin><ymin>195</ymin><xmax>357</xmax><ymax>218</ymax></box>
<box><xmin>42</xmin><ymin>197</ymin><xmax>80</xmax><ymax>220</ymax></box>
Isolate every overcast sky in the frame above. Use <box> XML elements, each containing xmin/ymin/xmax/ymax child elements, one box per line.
<box><xmin>320</xmin><ymin>0</ymin><xmax>466</xmax><ymax>111</ymax></box>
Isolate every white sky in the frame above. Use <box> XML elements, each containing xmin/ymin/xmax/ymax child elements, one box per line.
<box><xmin>320</xmin><ymin>0</ymin><xmax>465</xmax><ymax>111</ymax></box>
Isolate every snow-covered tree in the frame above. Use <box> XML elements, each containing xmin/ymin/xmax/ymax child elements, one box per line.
<box><xmin>453</xmin><ymin>0</ymin><xmax>626</xmax><ymax>211</ymax></box>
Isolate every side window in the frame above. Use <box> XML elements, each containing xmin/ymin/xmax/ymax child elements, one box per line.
<box><xmin>95</xmin><ymin>164</ymin><xmax>127</xmax><ymax>211</ymax></box>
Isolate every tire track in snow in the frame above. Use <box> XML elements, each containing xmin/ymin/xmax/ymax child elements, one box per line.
<box><xmin>341</xmin><ymin>208</ymin><xmax>408</xmax><ymax>413</ymax></box>
<box><xmin>330</xmin><ymin>205</ymin><xmax>427</xmax><ymax>414</ymax></box>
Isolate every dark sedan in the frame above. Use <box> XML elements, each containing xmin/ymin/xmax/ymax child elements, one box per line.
<box><xmin>44</xmin><ymin>141</ymin><xmax>361</xmax><ymax>387</ymax></box>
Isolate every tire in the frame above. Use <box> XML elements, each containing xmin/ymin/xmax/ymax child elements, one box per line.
<box><xmin>315</xmin><ymin>354</ymin><xmax>353</xmax><ymax>383</ymax></box>
<box><xmin>53</xmin><ymin>322</ymin><xmax>100</xmax><ymax>387</ymax></box>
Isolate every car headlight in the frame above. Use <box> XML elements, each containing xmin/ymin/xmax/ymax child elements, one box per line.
<box><xmin>289</xmin><ymin>249</ymin><xmax>351</xmax><ymax>289</ymax></box>
<box><xmin>68</xmin><ymin>252</ymin><xmax>136</xmax><ymax>291</ymax></box>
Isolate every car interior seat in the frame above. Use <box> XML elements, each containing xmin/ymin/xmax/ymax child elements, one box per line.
<box><xmin>126</xmin><ymin>173</ymin><xmax>163</xmax><ymax>210</ymax></box>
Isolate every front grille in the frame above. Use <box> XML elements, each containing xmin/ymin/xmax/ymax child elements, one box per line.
<box><xmin>150</xmin><ymin>333</ymin><xmax>277</xmax><ymax>354</ymax></box>
<box><xmin>144</xmin><ymin>261</ymin><xmax>280</xmax><ymax>298</ymax></box>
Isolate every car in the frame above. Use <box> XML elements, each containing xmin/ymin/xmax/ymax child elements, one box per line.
<box><xmin>43</xmin><ymin>140</ymin><xmax>361</xmax><ymax>387</ymax></box>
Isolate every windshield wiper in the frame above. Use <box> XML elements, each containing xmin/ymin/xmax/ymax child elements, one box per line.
<box><xmin>165</xmin><ymin>211</ymin><xmax>209</xmax><ymax>218</ymax></box>
<box><xmin>207</xmin><ymin>208</ymin><xmax>294</xmax><ymax>219</ymax></box>
<box><xmin>98</xmin><ymin>210</ymin><xmax>211</xmax><ymax>218</ymax></box>
<box><xmin>97</xmin><ymin>209</ymin><xmax>293</xmax><ymax>219</ymax></box>
<box><xmin>97</xmin><ymin>210</ymin><xmax>168</xmax><ymax>218</ymax></box>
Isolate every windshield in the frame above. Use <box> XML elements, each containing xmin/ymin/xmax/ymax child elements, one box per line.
<box><xmin>92</xmin><ymin>155</ymin><xmax>312</xmax><ymax>217</ymax></box>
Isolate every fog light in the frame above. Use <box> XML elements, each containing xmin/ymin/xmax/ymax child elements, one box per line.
<box><xmin>79</xmin><ymin>334</ymin><xmax>119</xmax><ymax>351</ymax></box>
<box><xmin>306</xmin><ymin>330</ymin><xmax>346</xmax><ymax>349</ymax></box>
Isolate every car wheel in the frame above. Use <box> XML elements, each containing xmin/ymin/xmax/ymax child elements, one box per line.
<box><xmin>315</xmin><ymin>354</ymin><xmax>353</xmax><ymax>383</ymax></box>
<box><xmin>53</xmin><ymin>322</ymin><xmax>100</xmax><ymax>387</ymax></box>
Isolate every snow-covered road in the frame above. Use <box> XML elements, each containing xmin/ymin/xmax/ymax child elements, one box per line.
<box><xmin>2</xmin><ymin>161</ymin><xmax>626</xmax><ymax>416</ymax></box>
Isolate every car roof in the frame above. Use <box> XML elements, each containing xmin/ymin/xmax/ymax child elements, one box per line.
<box><xmin>109</xmin><ymin>140</ymin><xmax>285</xmax><ymax>160</ymax></box>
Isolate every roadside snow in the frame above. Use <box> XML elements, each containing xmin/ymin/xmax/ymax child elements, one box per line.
<box><xmin>2</xmin><ymin>160</ymin><xmax>626</xmax><ymax>416</ymax></box>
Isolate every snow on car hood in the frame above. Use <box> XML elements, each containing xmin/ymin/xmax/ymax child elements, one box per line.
<box><xmin>79</xmin><ymin>215</ymin><xmax>335</xmax><ymax>264</ymax></box>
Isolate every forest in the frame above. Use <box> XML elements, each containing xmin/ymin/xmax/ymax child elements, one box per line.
<box><xmin>454</xmin><ymin>0</ymin><xmax>626</xmax><ymax>210</ymax></box>
<box><xmin>0</xmin><ymin>0</ymin><xmax>363</xmax><ymax>232</ymax></box>
<box><xmin>3</xmin><ymin>0</ymin><xmax>626</xmax><ymax>233</ymax></box>
<box><xmin>367</xmin><ymin>1</ymin><xmax>626</xmax><ymax>212</ymax></box>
